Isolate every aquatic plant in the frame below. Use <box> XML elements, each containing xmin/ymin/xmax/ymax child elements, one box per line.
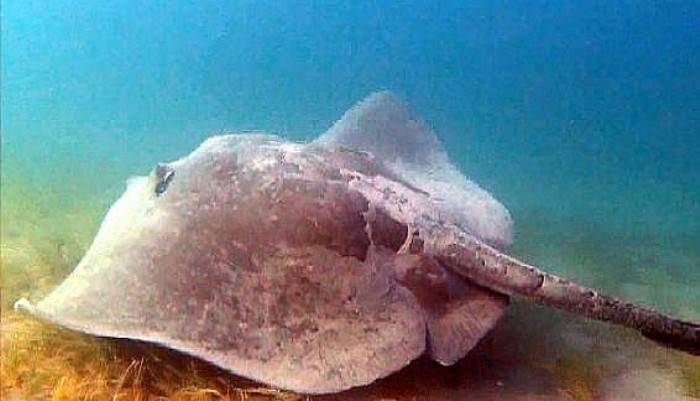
<box><xmin>1</xmin><ymin>313</ymin><xmax>308</xmax><ymax>400</ymax></box>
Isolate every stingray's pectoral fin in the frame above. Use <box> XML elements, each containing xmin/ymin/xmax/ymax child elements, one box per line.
<box><xmin>392</xmin><ymin>253</ymin><xmax>508</xmax><ymax>364</ymax></box>
<box><xmin>427</xmin><ymin>231</ymin><xmax>700</xmax><ymax>356</ymax></box>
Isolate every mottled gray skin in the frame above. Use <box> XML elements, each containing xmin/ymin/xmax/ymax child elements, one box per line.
<box><xmin>20</xmin><ymin>134</ymin><xmax>507</xmax><ymax>393</ymax></box>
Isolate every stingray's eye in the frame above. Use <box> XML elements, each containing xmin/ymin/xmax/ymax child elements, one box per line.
<box><xmin>154</xmin><ymin>164</ymin><xmax>175</xmax><ymax>197</ymax></box>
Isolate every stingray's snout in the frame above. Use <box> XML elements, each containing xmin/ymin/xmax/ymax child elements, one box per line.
<box><xmin>14</xmin><ymin>298</ymin><xmax>37</xmax><ymax>314</ymax></box>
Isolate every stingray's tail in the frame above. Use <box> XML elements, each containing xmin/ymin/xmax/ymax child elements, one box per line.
<box><xmin>427</xmin><ymin>230</ymin><xmax>700</xmax><ymax>356</ymax></box>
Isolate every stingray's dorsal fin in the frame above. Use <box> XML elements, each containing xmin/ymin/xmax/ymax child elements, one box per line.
<box><xmin>316</xmin><ymin>91</ymin><xmax>442</xmax><ymax>166</ymax></box>
<box><xmin>315</xmin><ymin>91</ymin><xmax>513</xmax><ymax>248</ymax></box>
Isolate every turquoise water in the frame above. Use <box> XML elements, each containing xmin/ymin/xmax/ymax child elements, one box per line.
<box><xmin>2</xmin><ymin>1</ymin><xmax>699</xmax><ymax>399</ymax></box>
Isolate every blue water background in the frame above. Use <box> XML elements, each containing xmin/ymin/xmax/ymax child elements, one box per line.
<box><xmin>3</xmin><ymin>1</ymin><xmax>699</xmax><ymax>315</ymax></box>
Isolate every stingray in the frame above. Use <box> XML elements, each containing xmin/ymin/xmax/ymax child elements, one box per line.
<box><xmin>15</xmin><ymin>91</ymin><xmax>699</xmax><ymax>394</ymax></box>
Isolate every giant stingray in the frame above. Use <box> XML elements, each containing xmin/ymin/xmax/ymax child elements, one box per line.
<box><xmin>16</xmin><ymin>91</ymin><xmax>699</xmax><ymax>394</ymax></box>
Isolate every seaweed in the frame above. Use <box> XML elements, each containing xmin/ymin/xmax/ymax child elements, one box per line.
<box><xmin>0</xmin><ymin>313</ymin><xmax>305</xmax><ymax>400</ymax></box>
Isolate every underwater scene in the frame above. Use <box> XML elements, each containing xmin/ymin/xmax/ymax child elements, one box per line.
<box><xmin>2</xmin><ymin>1</ymin><xmax>699</xmax><ymax>400</ymax></box>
